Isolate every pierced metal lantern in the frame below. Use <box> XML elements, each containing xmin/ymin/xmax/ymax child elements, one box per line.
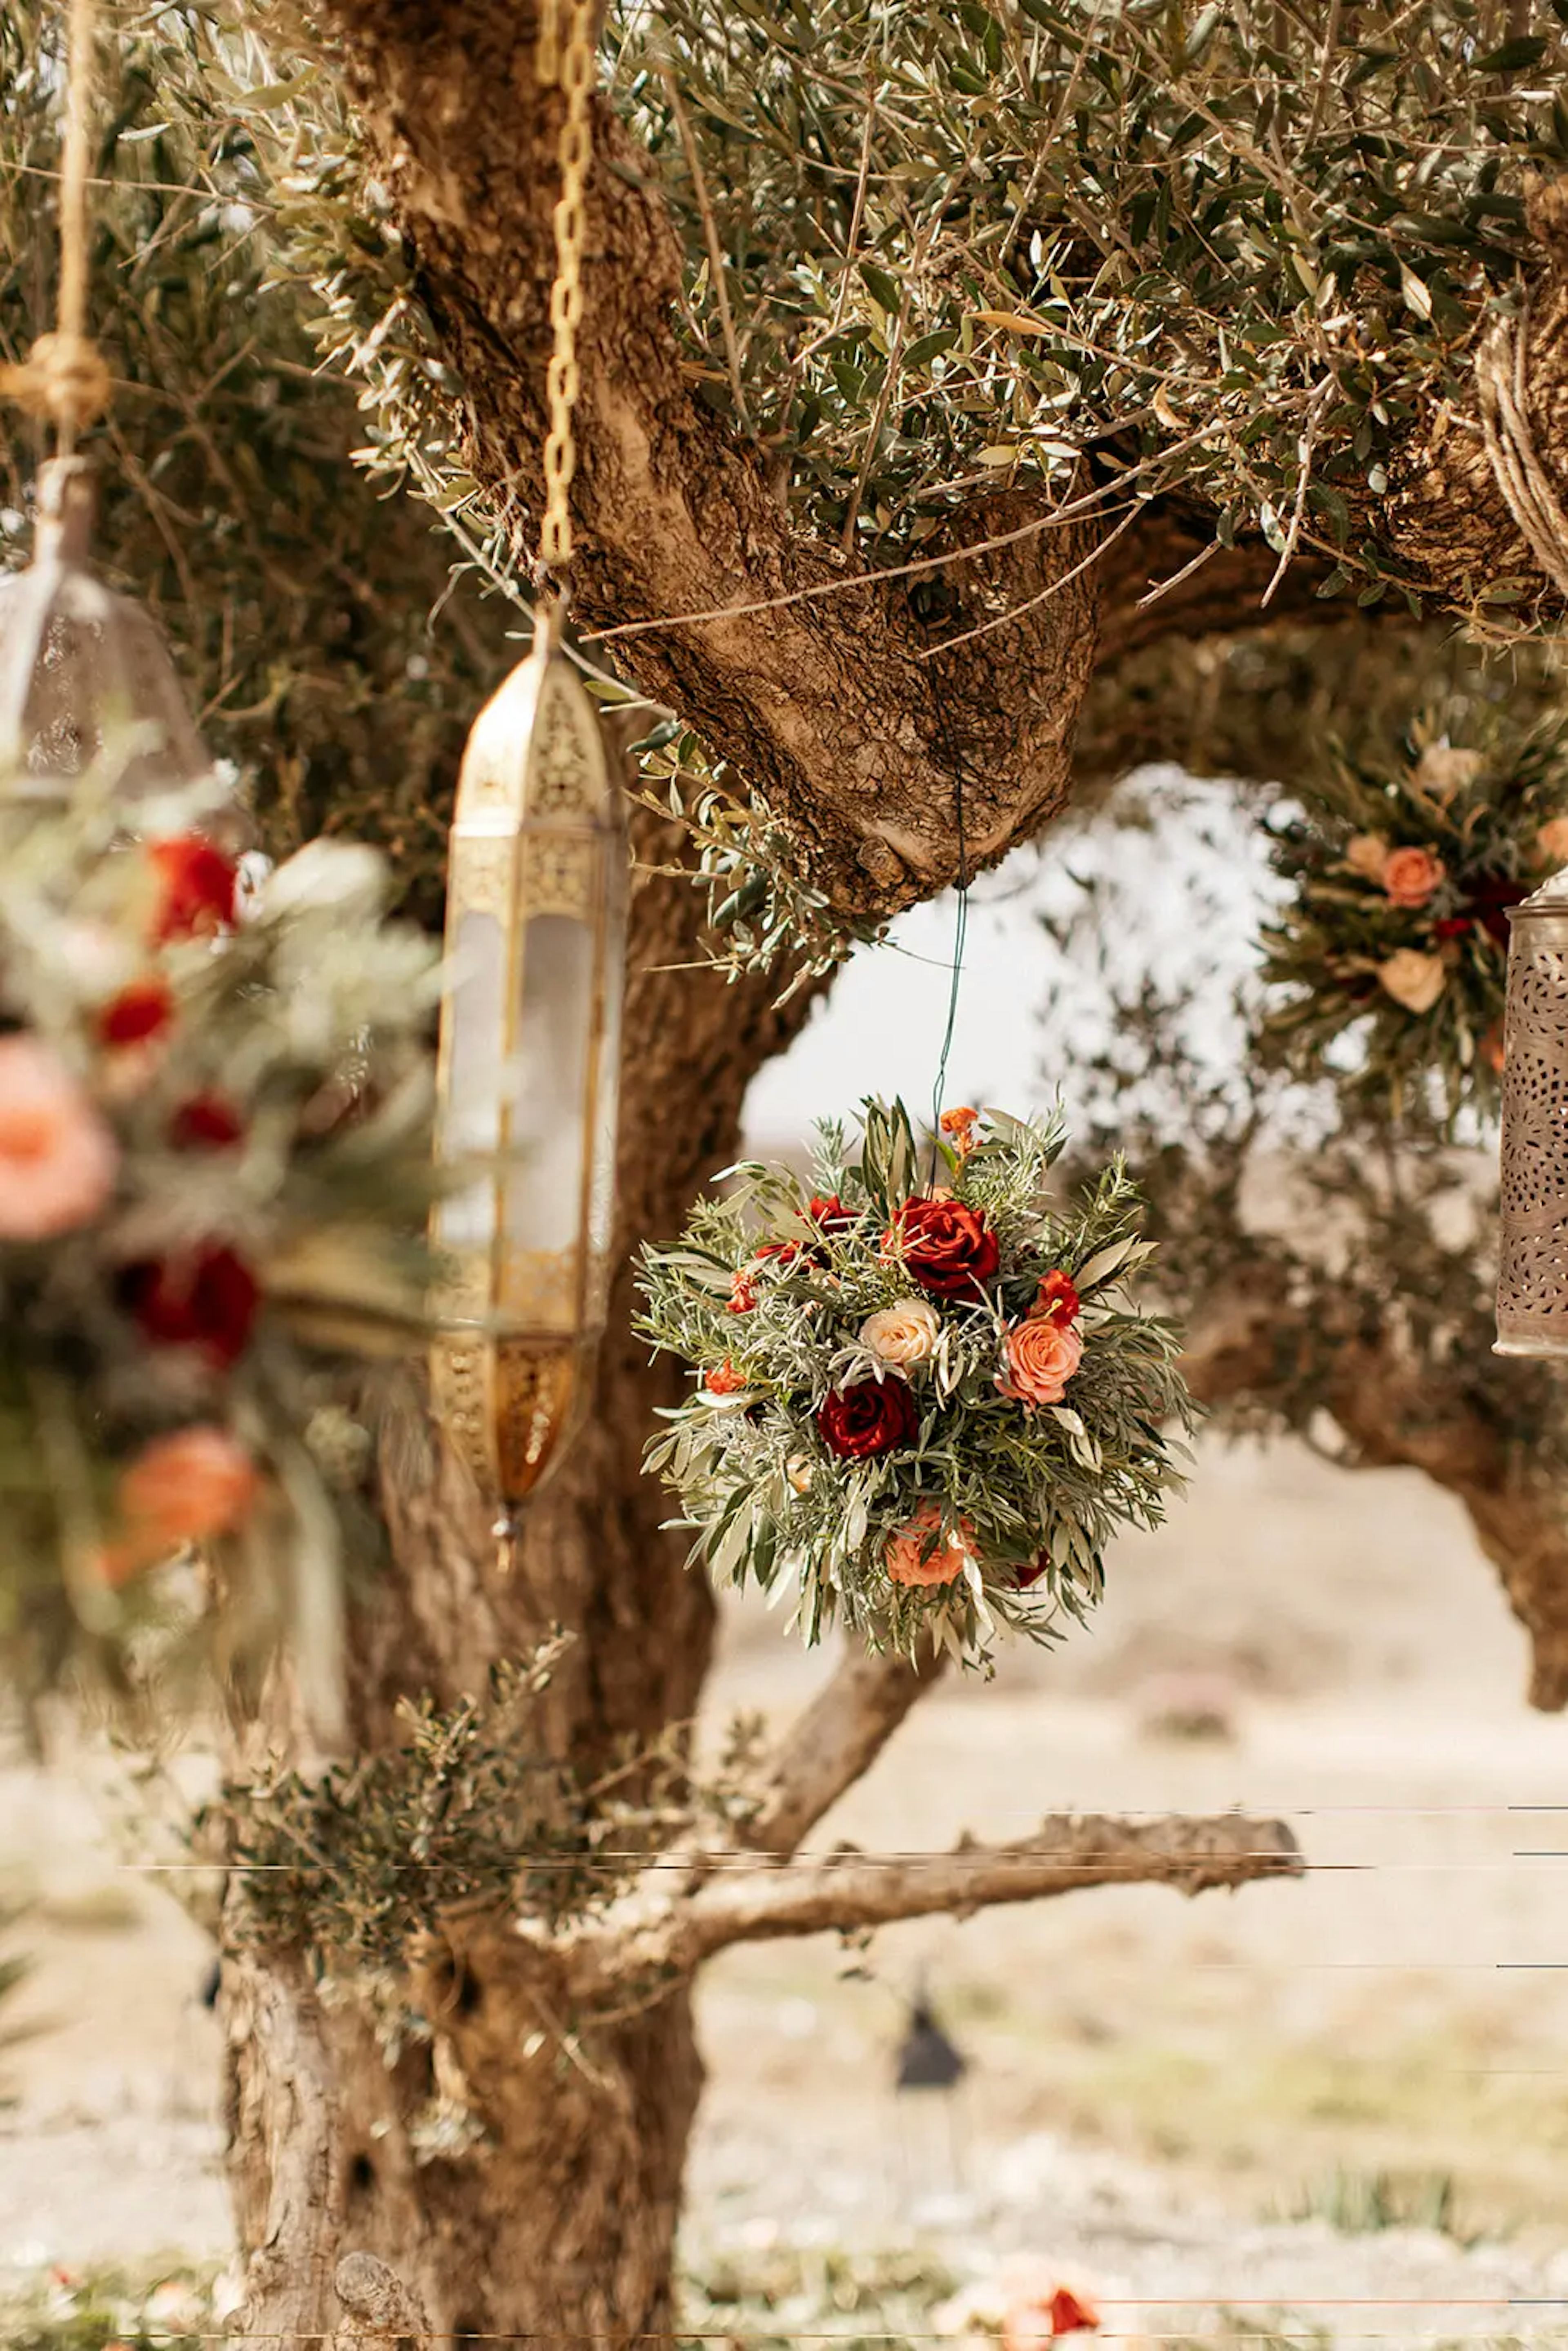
<box><xmin>1495</xmin><ymin>867</ymin><xmax>1568</xmax><ymax>1356</ymax></box>
<box><xmin>430</xmin><ymin>610</ymin><xmax>626</xmax><ymax>1520</ymax></box>
<box><xmin>0</xmin><ymin>456</ymin><xmax>213</xmax><ymax>798</ymax></box>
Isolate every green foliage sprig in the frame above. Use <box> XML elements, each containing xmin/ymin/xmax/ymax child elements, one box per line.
<box><xmin>223</xmin><ymin>1641</ymin><xmax>770</xmax><ymax>1978</ymax></box>
<box><xmin>1259</xmin><ymin>709</ymin><xmax>1568</xmax><ymax>1122</ymax></box>
<box><xmin>0</xmin><ymin>760</ymin><xmax>441</xmax><ymax>1707</ymax></box>
<box><xmin>637</xmin><ymin>1100</ymin><xmax>1194</xmax><ymax>1669</ymax></box>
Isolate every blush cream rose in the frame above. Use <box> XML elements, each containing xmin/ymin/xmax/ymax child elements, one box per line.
<box><xmin>860</xmin><ymin>1296</ymin><xmax>940</xmax><ymax>1367</ymax></box>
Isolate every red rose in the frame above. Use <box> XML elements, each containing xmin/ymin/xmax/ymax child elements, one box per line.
<box><xmin>1016</xmin><ymin>1555</ymin><xmax>1049</xmax><ymax>1590</ymax></box>
<box><xmin>816</xmin><ymin>1375</ymin><xmax>918</xmax><ymax>1459</ymax></box>
<box><xmin>170</xmin><ymin>1094</ymin><xmax>245</xmax><ymax>1151</ymax></box>
<box><xmin>122</xmin><ymin>1244</ymin><xmax>259</xmax><ymax>1368</ymax></box>
<box><xmin>882</xmin><ymin>1196</ymin><xmax>1000</xmax><ymax>1299</ymax></box>
<box><xmin>149</xmin><ymin>837</ymin><xmax>237</xmax><ymax>943</ymax></box>
<box><xmin>98</xmin><ymin>976</ymin><xmax>174</xmax><ymax>1048</ymax></box>
<box><xmin>1033</xmin><ymin>1269</ymin><xmax>1080</xmax><ymax>1326</ymax></box>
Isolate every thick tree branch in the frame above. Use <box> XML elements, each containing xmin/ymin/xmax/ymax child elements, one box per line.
<box><xmin>572</xmin><ymin>1812</ymin><xmax>1301</xmax><ymax>1989</ymax></box>
<box><xmin>737</xmin><ymin>1645</ymin><xmax>948</xmax><ymax>1859</ymax></box>
<box><xmin>293</xmin><ymin>4</ymin><xmax>1568</xmax><ymax>924</ymax></box>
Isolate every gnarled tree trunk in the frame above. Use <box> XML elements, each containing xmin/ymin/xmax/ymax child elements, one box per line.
<box><xmin>222</xmin><ymin>853</ymin><xmax>810</xmax><ymax>2347</ymax></box>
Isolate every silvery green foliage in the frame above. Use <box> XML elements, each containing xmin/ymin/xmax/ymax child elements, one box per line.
<box><xmin>637</xmin><ymin>1100</ymin><xmax>1194</xmax><ymax>1668</ymax></box>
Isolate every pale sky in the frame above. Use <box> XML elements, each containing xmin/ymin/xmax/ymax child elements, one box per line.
<box><xmin>744</xmin><ymin>770</ymin><xmax>1283</xmax><ymax>1150</ymax></box>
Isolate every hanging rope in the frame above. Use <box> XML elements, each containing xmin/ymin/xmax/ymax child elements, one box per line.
<box><xmin>0</xmin><ymin>0</ymin><xmax>112</xmax><ymax>447</ymax></box>
<box><xmin>534</xmin><ymin>0</ymin><xmax>596</xmax><ymax>584</ymax></box>
<box><xmin>1475</xmin><ymin>297</ymin><xmax>1568</xmax><ymax>605</ymax></box>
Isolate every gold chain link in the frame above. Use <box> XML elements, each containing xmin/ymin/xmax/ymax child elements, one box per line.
<box><xmin>537</xmin><ymin>0</ymin><xmax>596</xmax><ymax>577</ymax></box>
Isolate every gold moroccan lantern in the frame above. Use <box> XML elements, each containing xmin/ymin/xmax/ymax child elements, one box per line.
<box><xmin>429</xmin><ymin>608</ymin><xmax>626</xmax><ymax>1519</ymax></box>
<box><xmin>1495</xmin><ymin>869</ymin><xmax>1568</xmax><ymax>1356</ymax></box>
<box><xmin>429</xmin><ymin>0</ymin><xmax>626</xmax><ymax>1534</ymax></box>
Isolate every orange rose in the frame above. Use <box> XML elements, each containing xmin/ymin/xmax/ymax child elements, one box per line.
<box><xmin>120</xmin><ymin>1426</ymin><xmax>261</xmax><ymax>1547</ymax></box>
<box><xmin>1000</xmin><ymin>1315</ymin><xmax>1083</xmax><ymax>1407</ymax></box>
<box><xmin>1381</xmin><ymin>845</ymin><xmax>1445</xmax><ymax>907</ymax></box>
<box><xmin>885</xmin><ymin>1501</ymin><xmax>975</xmax><ymax>1588</ymax></box>
<box><xmin>1537</xmin><ymin>815</ymin><xmax>1568</xmax><ymax>869</ymax></box>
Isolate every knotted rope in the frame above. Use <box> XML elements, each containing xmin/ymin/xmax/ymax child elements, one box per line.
<box><xmin>0</xmin><ymin>0</ymin><xmax>112</xmax><ymax>445</ymax></box>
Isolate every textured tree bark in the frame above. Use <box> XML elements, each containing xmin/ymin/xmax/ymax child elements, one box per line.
<box><xmin>223</xmin><ymin>846</ymin><xmax>819</xmax><ymax>2350</ymax></box>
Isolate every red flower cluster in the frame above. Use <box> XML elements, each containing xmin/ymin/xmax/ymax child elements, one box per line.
<box><xmin>1033</xmin><ymin>1269</ymin><xmax>1080</xmax><ymax>1325</ymax></box>
<box><xmin>122</xmin><ymin>1244</ymin><xmax>259</xmax><ymax>1369</ymax></box>
<box><xmin>149</xmin><ymin>837</ymin><xmax>238</xmax><ymax>944</ymax></box>
<box><xmin>98</xmin><ymin>976</ymin><xmax>173</xmax><ymax>1049</ymax></box>
<box><xmin>704</xmin><ymin>1360</ymin><xmax>749</xmax><ymax>1395</ymax></box>
<box><xmin>883</xmin><ymin>1194</ymin><xmax>999</xmax><ymax>1298</ymax></box>
<box><xmin>170</xmin><ymin>1094</ymin><xmax>245</xmax><ymax>1151</ymax></box>
<box><xmin>817</xmin><ymin>1374</ymin><xmax>918</xmax><ymax>1459</ymax></box>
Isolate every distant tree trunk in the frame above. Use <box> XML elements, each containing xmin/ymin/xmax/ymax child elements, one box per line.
<box><xmin>221</xmin><ymin>851</ymin><xmax>811</xmax><ymax>2348</ymax></box>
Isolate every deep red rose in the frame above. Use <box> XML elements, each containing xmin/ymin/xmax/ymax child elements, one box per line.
<box><xmin>1033</xmin><ymin>1269</ymin><xmax>1080</xmax><ymax>1326</ymax></box>
<box><xmin>98</xmin><ymin>976</ymin><xmax>174</xmax><ymax>1047</ymax></box>
<box><xmin>883</xmin><ymin>1195</ymin><xmax>1000</xmax><ymax>1298</ymax></box>
<box><xmin>1462</xmin><ymin>873</ymin><xmax>1528</xmax><ymax>945</ymax></box>
<box><xmin>170</xmin><ymin>1093</ymin><xmax>245</xmax><ymax>1151</ymax></box>
<box><xmin>816</xmin><ymin>1375</ymin><xmax>918</xmax><ymax>1460</ymax></box>
<box><xmin>1432</xmin><ymin>916</ymin><xmax>1472</xmax><ymax>940</ymax></box>
<box><xmin>149</xmin><ymin>837</ymin><xmax>238</xmax><ymax>943</ymax></box>
<box><xmin>1016</xmin><ymin>1556</ymin><xmax>1049</xmax><ymax>1591</ymax></box>
<box><xmin>122</xmin><ymin>1243</ymin><xmax>259</xmax><ymax>1368</ymax></box>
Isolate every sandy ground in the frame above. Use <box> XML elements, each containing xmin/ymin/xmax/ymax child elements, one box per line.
<box><xmin>5</xmin><ymin>1429</ymin><xmax>1568</xmax><ymax>2341</ymax></box>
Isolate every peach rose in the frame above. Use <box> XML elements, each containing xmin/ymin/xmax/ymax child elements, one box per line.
<box><xmin>1537</xmin><ymin>815</ymin><xmax>1568</xmax><ymax>869</ymax></box>
<box><xmin>1377</xmin><ymin>947</ymin><xmax>1447</xmax><ymax>1014</ymax></box>
<box><xmin>1381</xmin><ymin>844</ymin><xmax>1445</xmax><ymax>907</ymax></box>
<box><xmin>0</xmin><ymin>1035</ymin><xmax>117</xmax><ymax>1239</ymax></box>
<box><xmin>999</xmin><ymin>1314</ymin><xmax>1083</xmax><ymax>1407</ymax></box>
<box><xmin>885</xmin><ymin>1501</ymin><xmax>975</xmax><ymax>1589</ymax></box>
<box><xmin>1413</xmin><ymin>742</ymin><xmax>1483</xmax><ymax>800</ymax></box>
<box><xmin>860</xmin><ymin>1296</ymin><xmax>940</xmax><ymax>1367</ymax></box>
<box><xmin>120</xmin><ymin>1426</ymin><xmax>261</xmax><ymax>1546</ymax></box>
<box><xmin>1345</xmin><ymin>833</ymin><xmax>1390</xmax><ymax>882</ymax></box>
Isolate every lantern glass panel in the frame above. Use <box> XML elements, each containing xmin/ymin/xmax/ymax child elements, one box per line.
<box><xmin>433</xmin><ymin>899</ymin><xmax>509</xmax><ymax>1256</ymax></box>
<box><xmin>502</xmin><ymin>909</ymin><xmax>597</xmax><ymax>1304</ymax></box>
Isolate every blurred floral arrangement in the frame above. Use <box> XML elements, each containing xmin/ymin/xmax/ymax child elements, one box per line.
<box><xmin>636</xmin><ymin>1100</ymin><xmax>1192</xmax><ymax>1669</ymax></box>
<box><xmin>1258</xmin><ymin>712</ymin><xmax>1568</xmax><ymax>1121</ymax></box>
<box><xmin>0</xmin><ymin>758</ymin><xmax>441</xmax><ymax>1708</ymax></box>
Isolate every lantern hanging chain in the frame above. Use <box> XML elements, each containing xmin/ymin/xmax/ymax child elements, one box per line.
<box><xmin>535</xmin><ymin>0</ymin><xmax>597</xmax><ymax>588</ymax></box>
<box><xmin>0</xmin><ymin>0</ymin><xmax>113</xmax><ymax>448</ymax></box>
<box><xmin>926</xmin><ymin>668</ymin><xmax>971</xmax><ymax>1192</ymax></box>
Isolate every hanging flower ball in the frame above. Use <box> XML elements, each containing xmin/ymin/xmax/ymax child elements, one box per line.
<box><xmin>149</xmin><ymin>837</ymin><xmax>238</xmax><ymax>943</ymax></box>
<box><xmin>122</xmin><ymin>1243</ymin><xmax>260</xmax><ymax>1368</ymax></box>
<box><xmin>816</xmin><ymin>1374</ymin><xmax>918</xmax><ymax>1458</ymax></box>
<box><xmin>0</xmin><ymin>1034</ymin><xmax>118</xmax><ymax>1238</ymax></box>
<box><xmin>639</xmin><ymin>1101</ymin><xmax>1190</xmax><ymax>1668</ymax></box>
<box><xmin>882</xmin><ymin>1193</ymin><xmax>1000</xmax><ymax>1298</ymax></box>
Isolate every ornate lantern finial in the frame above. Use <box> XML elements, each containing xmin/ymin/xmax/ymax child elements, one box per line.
<box><xmin>429</xmin><ymin>606</ymin><xmax>626</xmax><ymax>1525</ymax></box>
<box><xmin>0</xmin><ymin>457</ymin><xmax>215</xmax><ymax>801</ymax></box>
<box><xmin>1496</xmin><ymin>866</ymin><xmax>1568</xmax><ymax>1355</ymax></box>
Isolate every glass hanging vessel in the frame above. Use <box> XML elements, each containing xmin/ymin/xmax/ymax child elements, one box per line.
<box><xmin>430</xmin><ymin>605</ymin><xmax>627</xmax><ymax>1520</ymax></box>
<box><xmin>0</xmin><ymin>455</ymin><xmax>214</xmax><ymax>802</ymax></box>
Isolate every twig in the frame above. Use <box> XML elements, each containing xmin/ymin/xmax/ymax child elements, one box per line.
<box><xmin>916</xmin><ymin>496</ymin><xmax>1144</xmax><ymax>657</ymax></box>
<box><xmin>664</xmin><ymin>72</ymin><xmax>751</xmax><ymax>437</ymax></box>
<box><xmin>831</xmin><ymin>75</ymin><xmax>878</xmax><ymax>334</ymax></box>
